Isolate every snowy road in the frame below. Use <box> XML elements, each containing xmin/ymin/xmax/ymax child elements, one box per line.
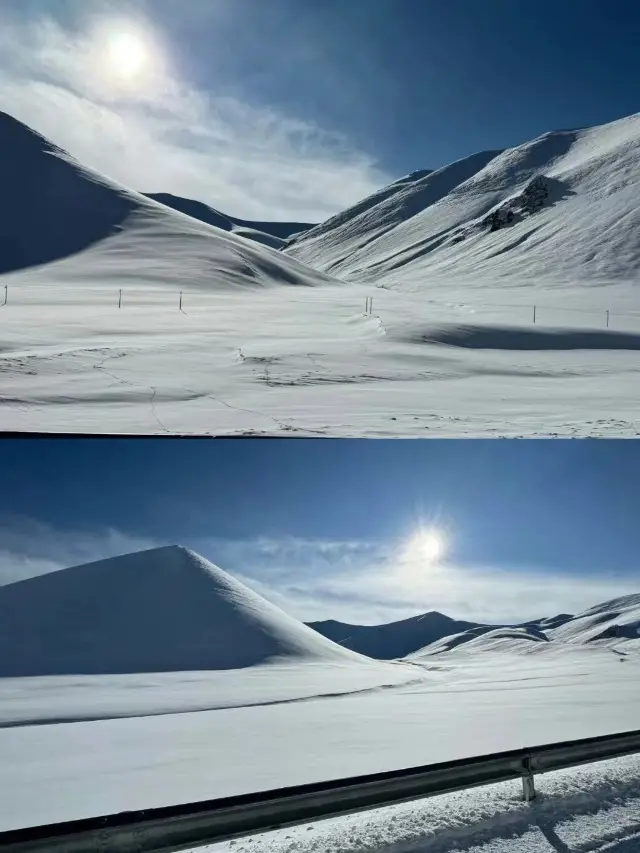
<box><xmin>1</xmin><ymin>281</ymin><xmax>639</xmax><ymax>436</ymax></box>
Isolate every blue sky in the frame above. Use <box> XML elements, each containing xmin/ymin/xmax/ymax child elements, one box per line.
<box><xmin>0</xmin><ymin>439</ymin><xmax>637</xmax><ymax>624</ymax></box>
<box><xmin>0</xmin><ymin>0</ymin><xmax>637</xmax><ymax>220</ymax></box>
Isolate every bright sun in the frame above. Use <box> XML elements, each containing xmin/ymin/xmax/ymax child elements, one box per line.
<box><xmin>107</xmin><ymin>32</ymin><xmax>148</xmax><ymax>78</ymax></box>
<box><xmin>407</xmin><ymin>528</ymin><xmax>447</xmax><ymax>565</ymax></box>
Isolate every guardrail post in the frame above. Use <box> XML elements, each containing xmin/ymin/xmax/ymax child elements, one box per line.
<box><xmin>522</xmin><ymin>756</ymin><xmax>536</xmax><ymax>802</ymax></box>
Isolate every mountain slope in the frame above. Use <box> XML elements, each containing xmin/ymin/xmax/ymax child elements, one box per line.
<box><xmin>0</xmin><ymin>546</ymin><xmax>366</xmax><ymax>676</ymax></box>
<box><xmin>409</xmin><ymin>595</ymin><xmax>639</xmax><ymax>659</ymax></box>
<box><xmin>307</xmin><ymin>611</ymin><xmax>486</xmax><ymax>659</ymax></box>
<box><xmin>0</xmin><ymin>111</ymin><xmax>331</xmax><ymax>290</ymax></box>
<box><xmin>286</xmin><ymin>151</ymin><xmax>499</xmax><ymax>276</ymax></box>
<box><xmin>286</xmin><ymin>112</ymin><xmax>640</xmax><ymax>285</ymax></box>
<box><xmin>145</xmin><ymin>192</ymin><xmax>314</xmax><ymax>246</ymax></box>
<box><xmin>548</xmin><ymin>593</ymin><xmax>640</xmax><ymax>648</ymax></box>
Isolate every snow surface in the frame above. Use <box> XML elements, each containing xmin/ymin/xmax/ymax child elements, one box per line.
<box><xmin>1</xmin><ymin>646</ymin><xmax>638</xmax><ymax>833</ymax></box>
<box><xmin>0</xmin><ymin>545</ymin><xmax>368</xmax><ymax>676</ymax></box>
<box><xmin>1</xmin><ymin>111</ymin><xmax>640</xmax><ymax>435</ymax></box>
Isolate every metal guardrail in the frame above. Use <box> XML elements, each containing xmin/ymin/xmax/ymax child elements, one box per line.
<box><xmin>1</xmin><ymin>728</ymin><xmax>639</xmax><ymax>853</ymax></box>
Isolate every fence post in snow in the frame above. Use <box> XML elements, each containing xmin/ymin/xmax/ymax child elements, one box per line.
<box><xmin>522</xmin><ymin>757</ymin><xmax>536</xmax><ymax>802</ymax></box>
<box><xmin>179</xmin><ymin>292</ymin><xmax>183</xmax><ymax>311</ymax></box>
<box><xmin>533</xmin><ymin>305</ymin><xmax>536</xmax><ymax>324</ymax></box>
<box><xmin>118</xmin><ymin>289</ymin><xmax>122</xmax><ymax>309</ymax></box>
<box><xmin>606</xmin><ymin>310</ymin><xmax>610</xmax><ymax>328</ymax></box>
<box><xmin>2</xmin><ymin>285</ymin><xmax>6</xmax><ymax>306</ymax></box>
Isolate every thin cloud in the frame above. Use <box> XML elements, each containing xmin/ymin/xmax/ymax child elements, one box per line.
<box><xmin>0</xmin><ymin>516</ymin><xmax>161</xmax><ymax>586</ymax></box>
<box><xmin>0</xmin><ymin>521</ymin><xmax>634</xmax><ymax>626</ymax></box>
<box><xmin>0</xmin><ymin>4</ymin><xmax>389</xmax><ymax>220</ymax></box>
<box><xmin>195</xmin><ymin>536</ymin><xmax>636</xmax><ymax>626</ymax></box>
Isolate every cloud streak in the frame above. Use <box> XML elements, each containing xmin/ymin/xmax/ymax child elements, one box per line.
<box><xmin>0</xmin><ymin>1</ymin><xmax>389</xmax><ymax>220</ymax></box>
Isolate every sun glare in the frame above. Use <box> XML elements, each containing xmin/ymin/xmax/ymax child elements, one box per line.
<box><xmin>391</xmin><ymin>525</ymin><xmax>450</xmax><ymax>592</ymax></box>
<box><xmin>107</xmin><ymin>32</ymin><xmax>148</xmax><ymax>79</ymax></box>
<box><xmin>411</xmin><ymin>528</ymin><xmax>446</xmax><ymax>564</ymax></box>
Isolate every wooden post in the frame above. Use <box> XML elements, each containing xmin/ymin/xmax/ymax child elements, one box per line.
<box><xmin>606</xmin><ymin>309</ymin><xmax>610</xmax><ymax>328</ymax></box>
<box><xmin>522</xmin><ymin>757</ymin><xmax>536</xmax><ymax>802</ymax></box>
<box><xmin>118</xmin><ymin>289</ymin><xmax>122</xmax><ymax>309</ymax></box>
<box><xmin>179</xmin><ymin>292</ymin><xmax>183</xmax><ymax>311</ymax></box>
<box><xmin>533</xmin><ymin>305</ymin><xmax>536</xmax><ymax>324</ymax></box>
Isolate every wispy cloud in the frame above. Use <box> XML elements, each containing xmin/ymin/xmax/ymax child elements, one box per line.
<box><xmin>0</xmin><ymin>1</ymin><xmax>389</xmax><ymax>220</ymax></box>
<box><xmin>0</xmin><ymin>516</ymin><xmax>161</xmax><ymax>586</ymax></box>
<box><xmin>200</xmin><ymin>536</ymin><xmax>636</xmax><ymax>625</ymax></box>
<box><xmin>1</xmin><ymin>518</ymin><xmax>631</xmax><ymax>627</ymax></box>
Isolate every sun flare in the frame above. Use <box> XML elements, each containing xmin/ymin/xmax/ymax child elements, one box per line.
<box><xmin>411</xmin><ymin>528</ymin><xmax>447</xmax><ymax>563</ymax></box>
<box><xmin>107</xmin><ymin>32</ymin><xmax>148</xmax><ymax>79</ymax></box>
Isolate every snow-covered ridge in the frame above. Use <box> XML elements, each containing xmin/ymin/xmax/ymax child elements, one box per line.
<box><xmin>410</xmin><ymin>593</ymin><xmax>640</xmax><ymax>658</ymax></box>
<box><xmin>144</xmin><ymin>192</ymin><xmax>315</xmax><ymax>248</ymax></box>
<box><xmin>0</xmin><ymin>545</ymin><xmax>367</xmax><ymax>676</ymax></box>
<box><xmin>286</xmin><ymin>112</ymin><xmax>640</xmax><ymax>284</ymax></box>
<box><xmin>0</xmin><ymin>110</ymin><xmax>332</xmax><ymax>290</ymax></box>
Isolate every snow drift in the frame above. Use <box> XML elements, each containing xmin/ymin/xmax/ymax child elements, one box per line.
<box><xmin>0</xmin><ymin>545</ymin><xmax>365</xmax><ymax>676</ymax></box>
<box><xmin>0</xmin><ymin>111</ymin><xmax>331</xmax><ymax>290</ymax></box>
<box><xmin>286</xmin><ymin>112</ymin><xmax>640</xmax><ymax>284</ymax></box>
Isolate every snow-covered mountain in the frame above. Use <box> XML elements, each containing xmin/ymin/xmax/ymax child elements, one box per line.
<box><xmin>410</xmin><ymin>594</ymin><xmax>640</xmax><ymax>658</ymax></box>
<box><xmin>0</xmin><ymin>545</ymin><xmax>365</xmax><ymax>676</ymax></box>
<box><xmin>286</xmin><ymin>112</ymin><xmax>640</xmax><ymax>285</ymax></box>
<box><xmin>307</xmin><ymin>611</ymin><xmax>577</xmax><ymax>659</ymax></box>
<box><xmin>548</xmin><ymin>593</ymin><xmax>640</xmax><ymax>648</ymax></box>
<box><xmin>144</xmin><ymin>192</ymin><xmax>314</xmax><ymax>249</ymax></box>
<box><xmin>0</xmin><ymin>111</ymin><xmax>331</xmax><ymax>290</ymax></box>
<box><xmin>307</xmin><ymin>612</ymin><xmax>486</xmax><ymax>659</ymax></box>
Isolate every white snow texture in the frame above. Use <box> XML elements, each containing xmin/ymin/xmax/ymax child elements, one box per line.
<box><xmin>1</xmin><ymin>110</ymin><xmax>640</xmax><ymax>435</ymax></box>
<box><xmin>0</xmin><ymin>545</ymin><xmax>639</xmax><ymax>853</ymax></box>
